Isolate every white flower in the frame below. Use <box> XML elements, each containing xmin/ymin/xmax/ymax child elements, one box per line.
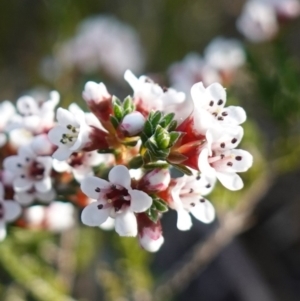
<box><xmin>53</xmin><ymin>15</ymin><xmax>145</xmax><ymax>79</ymax></box>
<box><xmin>52</xmin><ymin>150</ymin><xmax>113</xmax><ymax>183</ymax></box>
<box><xmin>31</xmin><ymin>134</ymin><xmax>55</xmax><ymax>156</ymax></box>
<box><xmin>82</xmin><ymin>81</ymin><xmax>111</xmax><ymax>104</ymax></box>
<box><xmin>168</xmin><ymin>53</ymin><xmax>221</xmax><ymax>94</ymax></box>
<box><xmin>24</xmin><ymin>201</ymin><xmax>75</xmax><ymax>232</ymax></box>
<box><xmin>124</xmin><ymin>70</ymin><xmax>185</xmax><ymax>113</ymax></box>
<box><xmin>8</xmin><ymin>128</ymin><xmax>33</xmax><ymax>150</ymax></box>
<box><xmin>120</xmin><ymin>112</ymin><xmax>145</xmax><ymax>136</ymax></box>
<box><xmin>48</xmin><ymin>107</ymin><xmax>92</xmax><ymax>161</ymax></box>
<box><xmin>11</xmin><ymin>91</ymin><xmax>60</xmax><ymax>134</ymax></box>
<box><xmin>198</xmin><ymin>138</ymin><xmax>253</xmax><ymax>190</ymax></box>
<box><xmin>191</xmin><ymin>82</ymin><xmax>246</xmax><ymax>126</ymax></box>
<box><xmin>204</xmin><ymin>37</ymin><xmax>245</xmax><ymax>71</ymax></box>
<box><xmin>3</xmin><ymin>145</ymin><xmax>53</xmax><ymax>193</ymax></box>
<box><xmin>237</xmin><ymin>0</ymin><xmax>278</xmax><ymax>43</ymax></box>
<box><xmin>170</xmin><ymin>175</ymin><xmax>216</xmax><ymax>231</ymax></box>
<box><xmin>0</xmin><ymin>101</ymin><xmax>17</xmax><ymax>147</ymax></box>
<box><xmin>263</xmin><ymin>0</ymin><xmax>300</xmax><ymax>18</ymax></box>
<box><xmin>80</xmin><ymin>165</ymin><xmax>152</xmax><ymax>237</ymax></box>
<box><xmin>0</xmin><ymin>183</ymin><xmax>22</xmax><ymax>241</ymax></box>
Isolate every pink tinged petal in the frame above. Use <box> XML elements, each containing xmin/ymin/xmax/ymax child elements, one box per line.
<box><xmin>52</xmin><ymin>147</ymin><xmax>73</xmax><ymax>161</ymax></box>
<box><xmin>108</xmin><ymin>165</ymin><xmax>131</xmax><ymax>189</ymax></box>
<box><xmin>82</xmin><ymin>81</ymin><xmax>110</xmax><ymax>103</ymax></box>
<box><xmin>222</xmin><ymin>106</ymin><xmax>246</xmax><ymax>125</ymax></box>
<box><xmin>31</xmin><ymin>135</ymin><xmax>54</xmax><ymax>156</ymax></box>
<box><xmin>177</xmin><ymin>209</ymin><xmax>193</xmax><ymax>231</ymax></box>
<box><xmin>3</xmin><ymin>201</ymin><xmax>22</xmax><ymax>222</ymax></box>
<box><xmin>14</xmin><ymin>176</ymin><xmax>33</xmax><ymax>192</ymax></box>
<box><xmin>120</xmin><ymin>112</ymin><xmax>145</xmax><ymax>136</ymax></box>
<box><xmin>36</xmin><ymin>156</ymin><xmax>53</xmax><ymax>175</ymax></box>
<box><xmin>14</xmin><ymin>192</ymin><xmax>35</xmax><ymax>206</ymax></box>
<box><xmin>216</xmin><ymin>172</ymin><xmax>244</xmax><ymax>191</ymax></box>
<box><xmin>114</xmin><ymin>210</ymin><xmax>138</xmax><ymax>237</ymax></box>
<box><xmin>139</xmin><ymin>229</ymin><xmax>164</xmax><ymax>252</ymax></box>
<box><xmin>81</xmin><ymin>201</ymin><xmax>110</xmax><ymax>227</ymax></box>
<box><xmin>35</xmin><ymin>177</ymin><xmax>52</xmax><ymax>193</ymax></box>
<box><xmin>190</xmin><ymin>200</ymin><xmax>215</xmax><ymax>224</ymax></box>
<box><xmin>0</xmin><ymin>221</ymin><xmax>6</xmax><ymax>241</ymax></box>
<box><xmin>81</xmin><ymin>176</ymin><xmax>110</xmax><ymax>200</ymax></box>
<box><xmin>56</xmin><ymin>108</ymin><xmax>78</xmax><ymax>127</ymax></box>
<box><xmin>129</xmin><ymin>190</ymin><xmax>152</xmax><ymax>213</ymax></box>
<box><xmin>124</xmin><ymin>70</ymin><xmax>140</xmax><ymax>91</ymax></box>
<box><xmin>18</xmin><ymin>145</ymin><xmax>36</xmax><ymax>160</ymax></box>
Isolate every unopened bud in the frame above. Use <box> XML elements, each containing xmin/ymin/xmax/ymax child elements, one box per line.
<box><xmin>141</xmin><ymin>168</ymin><xmax>170</xmax><ymax>192</ymax></box>
<box><xmin>139</xmin><ymin>225</ymin><xmax>164</xmax><ymax>252</ymax></box>
<box><xmin>82</xmin><ymin>82</ymin><xmax>110</xmax><ymax>104</ymax></box>
<box><xmin>120</xmin><ymin>112</ymin><xmax>145</xmax><ymax>136</ymax></box>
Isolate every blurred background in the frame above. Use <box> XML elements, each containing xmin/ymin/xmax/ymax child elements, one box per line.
<box><xmin>1</xmin><ymin>0</ymin><xmax>300</xmax><ymax>300</ymax></box>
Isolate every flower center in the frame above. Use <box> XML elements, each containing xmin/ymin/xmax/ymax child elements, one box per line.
<box><xmin>68</xmin><ymin>153</ymin><xmax>84</xmax><ymax>167</ymax></box>
<box><xmin>29</xmin><ymin>161</ymin><xmax>45</xmax><ymax>180</ymax></box>
<box><xmin>60</xmin><ymin>124</ymin><xmax>79</xmax><ymax>144</ymax></box>
<box><xmin>101</xmin><ymin>185</ymin><xmax>131</xmax><ymax>212</ymax></box>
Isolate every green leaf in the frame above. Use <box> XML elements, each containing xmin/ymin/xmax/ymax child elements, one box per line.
<box><xmin>112</xmin><ymin>95</ymin><xmax>122</xmax><ymax>106</ymax></box>
<box><xmin>172</xmin><ymin>164</ymin><xmax>193</xmax><ymax>175</ymax></box>
<box><xmin>168</xmin><ymin>120</ymin><xmax>178</xmax><ymax>131</ymax></box>
<box><xmin>110</xmin><ymin>115</ymin><xmax>119</xmax><ymax>129</ymax></box>
<box><xmin>155</xmin><ymin>125</ymin><xmax>170</xmax><ymax>149</ymax></box>
<box><xmin>113</xmin><ymin>103</ymin><xmax>123</xmax><ymax>121</ymax></box>
<box><xmin>151</xmin><ymin>111</ymin><xmax>163</xmax><ymax>127</ymax></box>
<box><xmin>144</xmin><ymin>162</ymin><xmax>169</xmax><ymax>169</ymax></box>
<box><xmin>128</xmin><ymin>155</ymin><xmax>144</xmax><ymax>169</ymax></box>
<box><xmin>123</xmin><ymin>95</ymin><xmax>134</xmax><ymax>111</ymax></box>
<box><xmin>153</xmin><ymin>198</ymin><xmax>169</xmax><ymax>212</ymax></box>
<box><xmin>168</xmin><ymin>131</ymin><xmax>182</xmax><ymax>147</ymax></box>
<box><xmin>144</xmin><ymin>120</ymin><xmax>154</xmax><ymax>137</ymax></box>
<box><xmin>160</xmin><ymin>112</ymin><xmax>175</xmax><ymax>127</ymax></box>
<box><xmin>167</xmin><ymin>152</ymin><xmax>187</xmax><ymax>164</ymax></box>
<box><xmin>147</xmin><ymin>207</ymin><xmax>159</xmax><ymax>223</ymax></box>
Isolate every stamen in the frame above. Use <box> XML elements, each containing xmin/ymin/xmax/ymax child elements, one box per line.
<box><xmin>217</xmin><ymin>117</ymin><xmax>224</xmax><ymax>121</ymax></box>
<box><xmin>220</xmin><ymin>143</ymin><xmax>225</xmax><ymax>148</ymax></box>
<box><xmin>235</xmin><ymin>156</ymin><xmax>242</xmax><ymax>161</ymax></box>
<box><xmin>196</xmin><ymin>175</ymin><xmax>201</xmax><ymax>180</ymax></box>
<box><xmin>189</xmin><ymin>188</ymin><xmax>194</xmax><ymax>193</ymax></box>
<box><xmin>231</xmin><ymin>138</ymin><xmax>237</xmax><ymax>144</ymax></box>
<box><xmin>17</xmin><ymin>163</ymin><xmax>22</xmax><ymax>168</ymax></box>
<box><xmin>218</xmin><ymin>99</ymin><xmax>223</xmax><ymax>105</ymax></box>
<box><xmin>222</xmin><ymin>111</ymin><xmax>228</xmax><ymax>116</ymax></box>
<box><xmin>209</xmin><ymin>100</ymin><xmax>214</xmax><ymax>106</ymax></box>
<box><xmin>200</xmin><ymin>198</ymin><xmax>205</xmax><ymax>203</ymax></box>
<box><xmin>97</xmin><ymin>204</ymin><xmax>103</xmax><ymax>209</ymax></box>
<box><xmin>95</xmin><ymin>187</ymin><xmax>101</xmax><ymax>192</ymax></box>
<box><xmin>206</xmin><ymin>184</ymin><xmax>211</xmax><ymax>188</ymax></box>
<box><xmin>190</xmin><ymin>203</ymin><xmax>195</xmax><ymax>207</ymax></box>
<box><xmin>227</xmin><ymin>162</ymin><xmax>233</xmax><ymax>166</ymax></box>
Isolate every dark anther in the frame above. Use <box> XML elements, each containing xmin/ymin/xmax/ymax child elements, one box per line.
<box><xmin>196</xmin><ymin>175</ymin><xmax>201</xmax><ymax>180</ymax></box>
<box><xmin>227</xmin><ymin>162</ymin><xmax>233</xmax><ymax>166</ymax></box>
<box><xmin>206</xmin><ymin>184</ymin><xmax>211</xmax><ymax>188</ymax></box>
<box><xmin>222</xmin><ymin>111</ymin><xmax>228</xmax><ymax>116</ymax></box>
<box><xmin>209</xmin><ymin>100</ymin><xmax>214</xmax><ymax>106</ymax></box>
<box><xmin>220</xmin><ymin>143</ymin><xmax>225</xmax><ymax>148</ymax></box>
<box><xmin>67</xmin><ymin>125</ymin><xmax>72</xmax><ymax>129</ymax></box>
<box><xmin>95</xmin><ymin>187</ymin><xmax>101</xmax><ymax>192</ymax></box>
<box><xmin>25</xmin><ymin>158</ymin><xmax>30</xmax><ymax>162</ymax></box>
<box><xmin>231</xmin><ymin>138</ymin><xmax>237</xmax><ymax>144</ymax></box>
<box><xmin>236</xmin><ymin>156</ymin><xmax>242</xmax><ymax>161</ymax></box>
<box><xmin>217</xmin><ymin>117</ymin><xmax>224</xmax><ymax>121</ymax></box>
<box><xmin>212</xmin><ymin>112</ymin><xmax>218</xmax><ymax>117</ymax></box>
<box><xmin>21</xmin><ymin>175</ymin><xmax>25</xmax><ymax>178</ymax></box>
<box><xmin>162</xmin><ymin>86</ymin><xmax>168</xmax><ymax>92</ymax></box>
<box><xmin>111</xmin><ymin>184</ymin><xmax>116</xmax><ymax>189</ymax></box>
<box><xmin>218</xmin><ymin>99</ymin><xmax>223</xmax><ymax>105</ymax></box>
<box><xmin>200</xmin><ymin>198</ymin><xmax>205</xmax><ymax>203</ymax></box>
<box><xmin>17</xmin><ymin>163</ymin><xmax>22</xmax><ymax>168</ymax></box>
<box><xmin>189</xmin><ymin>188</ymin><xmax>194</xmax><ymax>193</ymax></box>
<box><xmin>97</xmin><ymin>204</ymin><xmax>103</xmax><ymax>209</ymax></box>
<box><xmin>220</xmin><ymin>154</ymin><xmax>225</xmax><ymax>159</ymax></box>
<box><xmin>190</xmin><ymin>203</ymin><xmax>195</xmax><ymax>207</ymax></box>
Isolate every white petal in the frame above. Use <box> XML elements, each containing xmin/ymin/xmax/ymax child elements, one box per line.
<box><xmin>14</xmin><ymin>191</ymin><xmax>35</xmax><ymax>205</ymax></box>
<box><xmin>99</xmin><ymin>217</ymin><xmax>115</xmax><ymax>230</ymax></box>
<box><xmin>0</xmin><ymin>133</ymin><xmax>7</xmax><ymax>147</ymax></box>
<box><xmin>52</xmin><ymin>159</ymin><xmax>71</xmax><ymax>172</ymax></box>
<box><xmin>198</xmin><ymin>148</ymin><xmax>216</xmax><ymax>177</ymax></box>
<box><xmin>56</xmin><ymin>108</ymin><xmax>78</xmax><ymax>127</ymax></box>
<box><xmin>48</xmin><ymin>126</ymin><xmax>68</xmax><ymax>146</ymax></box>
<box><xmin>81</xmin><ymin>176</ymin><xmax>110</xmax><ymax>200</ymax></box>
<box><xmin>108</xmin><ymin>165</ymin><xmax>131</xmax><ymax>189</ymax></box>
<box><xmin>52</xmin><ymin>147</ymin><xmax>73</xmax><ymax>161</ymax></box>
<box><xmin>3</xmin><ymin>156</ymin><xmax>26</xmax><ymax>175</ymax></box>
<box><xmin>124</xmin><ymin>70</ymin><xmax>139</xmax><ymax>90</ymax></box>
<box><xmin>114</xmin><ymin>209</ymin><xmax>137</xmax><ymax>237</ymax></box>
<box><xmin>216</xmin><ymin>172</ymin><xmax>244</xmax><ymax>191</ymax></box>
<box><xmin>190</xmin><ymin>200</ymin><xmax>215</xmax><ymax>224</ymax></box>
<box><xmin>14</xmin><ymin>176</ymin><xmax>33</xmax><ymax>192</ymax></box>
<box><xmin>81</xmin><ymin>201</ymin><xmax>110</xmax><ymax>226</ymax></box>
<box><xmin>139</xmin><ymin>228</ymin><xmax>164</xmax><ymax>252</ymax></box>
<box><xmin>35</xmin><ymin>189</ymin><xmax>56</xmax><ymax>203</ymax></box>
<box><xmin>0</xmin><ymin>221</ymin><xmax>6</xmax><ymax>241</ymax></box>
<box><xmin>35</xmin><ymin>177</ymin><xmax>52</xmax><ymax>193</ymax></box>
<box><xmin>36</xmin><ymin>156</ymin><xmax>53</xmax><ymax>174</ymax></box>
<box><xmin>177</xmin><ymin>209</ymin><xmax>193</xmax><ymax>231</ymax></box>
<box><xmin>18</xmin><ymin>145</ymin><xmax>36</xmax><ymax>160</ymax></box>
<box><xmin>129</xmin><ymin>190</ymin><xmax>152</xmax><ymax>212</ymax></box>
<box><xmin>0</xmin><ymin>183</ymin><xmax>4</xmax><ymax>199</ymax></box>
<box><xmin>17</xmin><ymin>96</ymin><xmax>39</xmax><ymax>115</ymax></box>
<box><xmin>206</xmin><ymin>83</ymin><xmax>227</xmax><ymax>106</ymax></box>
<box><xmin>3</xmin><ymin>201</ymin><xmax>22</xmax><ymax>222</ymax></box>
<box><xmin>222</xmin><ymin>106</ymin><xmax>246</xmax><ymax>125</ymax></box>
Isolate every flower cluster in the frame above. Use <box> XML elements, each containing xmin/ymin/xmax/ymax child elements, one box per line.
<box><xmin>237</xmin><ymin>0</ymin><xmax>300</xmax><ymax>42</ymax></box>
<box><xmin>0</xmin><ymin>70</ymin><xmax>252</xmax><ymax>252</ymax></box>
